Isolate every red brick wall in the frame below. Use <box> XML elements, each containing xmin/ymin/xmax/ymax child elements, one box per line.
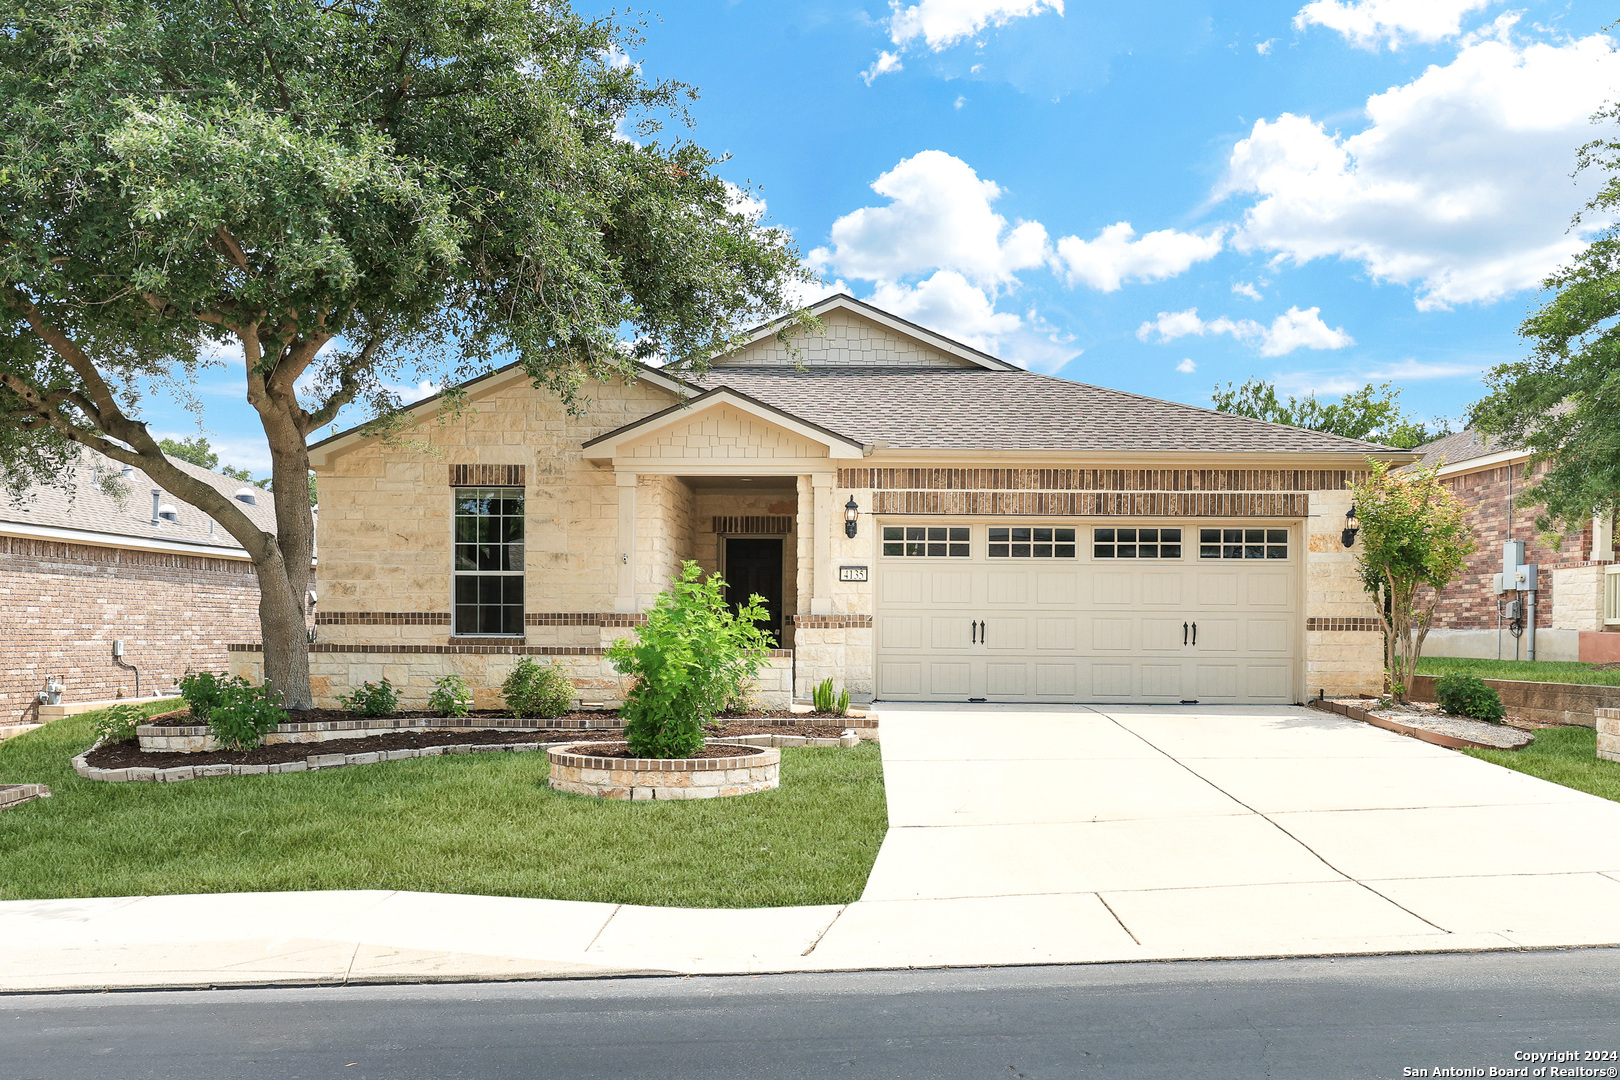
<box><xmin>1430</xmin><ymin>461</ymin><xmax>1596</xmax><ymax>630</ymax></box>
<box><xmin>1</xmin><ymin>537</ymin><xmax>264</xmax><ymax>724</ymax></box>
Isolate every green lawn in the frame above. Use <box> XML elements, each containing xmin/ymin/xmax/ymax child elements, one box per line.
<box><xmin>1465</xmin><ymin>726</ymin><xmax>1620</xmax><ymax>803</ymax></box>
<box><xmin>1415</xmin><ymin>656</ymin><xmax>1620</xmax><ymax>687</ymax></box>
<box><xmin>0</xmin><ymin>704</ymin><xmax>888</xmax><ymax>907</ymax></box>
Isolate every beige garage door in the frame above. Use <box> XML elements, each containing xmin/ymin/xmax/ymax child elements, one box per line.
<box><xmin>874</xmin><ymin>522</ymin><xmax>1299</xmax><ymax>704</ymax></box>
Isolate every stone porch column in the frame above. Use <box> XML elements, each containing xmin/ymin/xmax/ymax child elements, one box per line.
<box><xmin>811</xmin><ymin>473</ymin><xmax>835</xmax><ymax>615</ymax></box>
<box><xmin>615</xmin><ymin>472</ymin><xmax>637</xmax><ymax>613</ymax></box>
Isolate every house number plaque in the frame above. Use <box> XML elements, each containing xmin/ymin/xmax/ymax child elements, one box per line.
<box><xmin>838</xmin><ymin>565</ymin><xmax>869</xmax><ymax>582</ymax></box>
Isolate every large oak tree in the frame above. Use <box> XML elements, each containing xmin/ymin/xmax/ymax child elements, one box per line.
<box><xmin>0</xmin><ymin>0</ymin><xmax>809</xmax><ymax>707</ymax></box>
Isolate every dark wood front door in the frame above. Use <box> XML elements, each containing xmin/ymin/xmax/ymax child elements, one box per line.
<box><xmin>724</xmin><ymin>537</ymin><xmax>784</xmax><ymax>645</ymax></box>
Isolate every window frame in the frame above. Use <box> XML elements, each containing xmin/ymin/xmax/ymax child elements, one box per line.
<box><xmin>1091</xmin><ymin>526</ymin><xmax>1183</xmax><ymax>561</ymax></box>
<box><xmin>880</xmin><ymin>524</ymin><xmax>971</xmax><ymax>558</ymax></box>
<box><xmin>1197</xmin><ymin>526</ymin><xmax>1291</xmax><ymax>561</ymax></box>
<box><xmin>988</xmin><ymin>525</ymin><xmax>1078</xmax><ymax>559</ymax></box>
<box><xmin>451</xmin><ymin>485</ymin><xmax>526</xmax><ymax>636</ymax></box>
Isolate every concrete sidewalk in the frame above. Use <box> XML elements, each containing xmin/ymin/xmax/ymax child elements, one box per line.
<box><xmin>6</xmin><ymin>704</ymin><xmax>1620</xmax><ymax>991</ymax></box>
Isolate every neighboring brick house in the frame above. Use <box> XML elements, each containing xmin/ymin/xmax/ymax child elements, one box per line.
<box><xmin>1413</xmin><ymin>429</ymin><xmax>1619</xmax><ymax>662</ymax></box>
<box><xmin>0</xmin><ymin>450</ymin><xmax>297</xmax><ymax>724</ymax></box>
<box><xmin>236</xmin><ymin>294</ymin><xmax>1412</xmax><ymax>710</ymax></box>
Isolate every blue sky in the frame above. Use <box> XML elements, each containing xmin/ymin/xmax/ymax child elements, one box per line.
<box><xmin>151</xmin><ymin>0</ymin><xmax>1618</xmax><ymax>474</ymax></box>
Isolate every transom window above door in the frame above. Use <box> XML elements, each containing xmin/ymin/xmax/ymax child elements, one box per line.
<box><xmin>883</xmin><ymin>525</ymin><xmax>969</xmax><ymax>557</ymax></box>
<box><xmin>1200</xmin><ymin>527</ymin><xmax>1289</xmax><ymax>560</ymax></box>
<box><xmin>989</xmin><ymin>526</ymin><xmax>1076</xmax><ymax>558</ymax></box>
<box><xmin>1092</xmin><ymin>527</ymin><xmax>1181</xmax><ymax>559</ymax></box>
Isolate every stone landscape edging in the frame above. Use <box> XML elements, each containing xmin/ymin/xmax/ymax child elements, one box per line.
<box><xmin>547</xmin><ymin>740</ymin><xmax>781</xmax><ymax>800</ymax></box>
<box><xmin>0</xmin><ymin>784</ymin><xmax>50</xmax><ymax>810</ymax></box>
<box><xmin>1309</xmin><ymin>697</ymin><xmax>1529</xmax><ymax>752</ymax></box>
<box><xmin>73</xmin><ymin>738</ymin><xmax>559</xmax><ymax>783</ymax></box>
<box><xmin>137</xmin><ymin>710</ymin><xmax>621</xmax><ymax>752</ymax></box>
<box><xmin>1409</xmin><ymin>673</ymin><xmax>1615</xmax><ymax>728</ymax></box>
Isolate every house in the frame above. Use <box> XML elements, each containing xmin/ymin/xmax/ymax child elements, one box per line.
<box><xmin>0</xmin><ymin>449</ymin><xmax>294</xmax><ymax>725</ymax></box>
<box><xmin>263</xmin><ymin>294</ymin><xmax>1408</xmax><ymax>709</ymax></box>
<box><xmin>1411</xmin><ymin>429</ymin><xmax>1619</xmax><ymax>663</ymax></box>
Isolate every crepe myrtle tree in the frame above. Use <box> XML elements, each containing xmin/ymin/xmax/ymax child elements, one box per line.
<box><xmin>0</xmin><ymin>0</ymin><xmax>812</xmax><ymax>708</ymax></box>
<box><xmin>1351</xmin><ymin>460</ymin><xmax>1476</xmax><ymax>701</ymax></box>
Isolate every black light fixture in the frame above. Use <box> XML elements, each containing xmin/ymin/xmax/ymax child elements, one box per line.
<box><xmin>844</xmin><ymin>495</ymin><xmax>860</xmax><ymax>538</ymax></box>
<box><xmin>1342</xmin><ymin>505</ymin><xmax>1360</xmax><ymax>548</ymax></box>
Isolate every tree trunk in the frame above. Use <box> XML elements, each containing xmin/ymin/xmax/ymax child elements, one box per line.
<box><xmin>256</xmin><ymin>403</ymin><xmax>319</xmax><ymax>710</ymax></box>
<box><xmin>253</xmin><ymin>543</ymin><xmax>314</xmax><ymax>709</ymax></box>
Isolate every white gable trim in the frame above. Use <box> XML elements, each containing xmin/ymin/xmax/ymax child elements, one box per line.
<box><xmin>726</xmin><ymin>294</ymin><xmax>1018</xmax><ymax>371</ymax></box>
<box><xmin>582</xmin><ymin>387</ymin><xmax>866</xmax><ymax>463</ymax></box>
<box><xmin>1434</xmin><ymin>449</ymin><xmax>1527</xmax><ymax>478</ymax></box>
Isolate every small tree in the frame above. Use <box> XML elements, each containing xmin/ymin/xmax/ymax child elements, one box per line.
<box><xmin>608</xmin><ymin>562</ymin><xmax>772</xmax><ymax>758</ymax></box>
<box><xmin>1352</xmin><ymin>460</ymin><xmax>1476</xmax><ymax>700</ymax></box>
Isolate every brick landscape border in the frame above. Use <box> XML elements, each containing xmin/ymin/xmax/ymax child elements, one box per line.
<box><xmin>136</xmin><ymin>711</ymin><xmax>623</xmax><ymax>752</ymax></box>
<box><xmin>1308</xmin><ymin>697</ymin><xmax>1530</xmax><ymax>752</ymax></box>
<box><xmin>73</xmin><ymin>737</ymin><xmax>563</xmax><ymax>783</ymax></box>
<box><xmin>547</xmin><ymin>740</ymin><xmax>781</xmax><ymax>800</ymax></box>
<box><xmin>0</xmin><ymin>783</ymin><xmax>50</xmax><ymax>809</ymax></box>
<box><xmin>1598</xmin><ymin>709</ymin><xmax>1619</xmax><ymax>763</ymax></box>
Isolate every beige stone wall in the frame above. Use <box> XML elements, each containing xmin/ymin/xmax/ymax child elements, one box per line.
<box><xmin>1552</xmin><ymin>564</ymin><xmax>1605</xmax><ymax>632</ymax></box>
<box><xmin>794</xmin><ymin>483</ymin><xmax>877</xmax><ymax>701</ymax></box>
<box><xmin>619</xmin><ymin>403</ymin><xmax>824</xmax><ymax>461</ymax></box>
<box><xmin>1304</xmin><ymin>488</ymin><xmax>1385</xmax><ymax>697</ymax></box>
<box><xmin>713</xmin><ymin>307</ymin><xmax>975</xmax><ymax>368</ymax></box>
<box><xmin>638</xmin><ymin>474</ymin><xmax>695</xmax><ymax>605</ymax></box>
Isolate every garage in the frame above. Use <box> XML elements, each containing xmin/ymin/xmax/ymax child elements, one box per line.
<box><xmin>874</xmin><ymin>521</ymin><xmax>1299</xmax><ymax>704</ymax></box>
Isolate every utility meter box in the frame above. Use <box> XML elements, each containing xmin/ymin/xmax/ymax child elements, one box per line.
<box><xmin>1492</xmin><ymin>573</ymin><xmax>1507</xmax><ymax>595</ymax></box>
<box><xmin>1514</xmin><ymin>563</ymin><xmax>1539</xmax><ymax>591</ymax></box>
<box><xmin>1504</xmin><ymin>598</ymin><xmax>1523</xmax><ymax>620</ymax></box>
<box><xmin>1503</xmin><ymin>541</ymin><xmax>1525</xmax><ymax>578</ymax></box>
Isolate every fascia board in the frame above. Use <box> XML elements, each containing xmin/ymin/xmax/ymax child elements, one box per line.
<box><xmin>0</xmin><ymin>520</ymin><xmax>256</xmax><ymax>560</ymax></box>
<box><xmin>1434</xmin><ymin>449</ymin><xmax>1527</xmax><ymax>477</ymax></box>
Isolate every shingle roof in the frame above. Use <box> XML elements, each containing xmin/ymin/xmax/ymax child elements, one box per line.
<box><xmin>687</xmin><ymin>367</ymin><xmax>1400</xmax><ymax>455</ymax></box>
<box><xmin>1411</xmin><ymin>428</ymin><xmax>1516</xmax><ymax>469</ymax></box>
<box><xmin>0</xmin><ymin>448</ymin><xmax>284</xmax><ymax>554</ymax></box>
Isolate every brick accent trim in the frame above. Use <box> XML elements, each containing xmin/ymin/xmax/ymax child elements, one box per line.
<box><xmin>525</xmin><ymin>612</ymin><xmax>650</xmax><ymax>627</ymax></box>
<box><xmin>316</xmin><ymin>611</ymin><xmax>451</xmax><ymax>626</ymax></box>
<box><xmin>870</xmin><ymin>491</ymin><xmax>1306</xmax><ymax>518</ymax></box>
<box><xmin>229</xmin><ymin>642</ymin><xmax>792</xmax><ymax>657</ymax></box>
<box><xmin>1</xmin><ymin>535</ymin><xmax>257</xmax><ymax>575</ymax></box>
<box><xmin>792</xmin><ymin>614</ymin><xmax>874</xmax><ymax>629</ymax></box>
<box><xmin>840</xmin><ymin>468</ymin><xmax>1362</xmax><ymax>492</ymax></box>
<box><xmin>711</xmin><ymin>515</ymin><xmax>794</xmax><ymax>535</ymax></box>
<box><xmin>1306</xmin><ymin>617</ymin><xmax>1383</xmax><ymax>632</ymax></box>
<box><xmin>448</xmin><ymin>464</ymin><xmax>525</xmax><ymax>487</ymax></box>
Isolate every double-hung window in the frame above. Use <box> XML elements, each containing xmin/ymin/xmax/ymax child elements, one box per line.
<box><xmin>453</xmin><ymin>487</ymin><xmax>524</xmax><ymax>635</ymax></box>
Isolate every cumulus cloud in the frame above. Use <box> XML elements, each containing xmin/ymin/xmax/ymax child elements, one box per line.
<box><xmin>1232</xmin><ymin>281</ymin><xmax>1263</xmax><ymax>301</ymax></box>
<box><xmin>1054</xmin><ymin>222</ymin><xmax>1224</xmax><ymax>292</ymax></box>
<box><xmin>889</xmin><ymin>0</ymin><xmax>1065</xmax><ymax>52</ymax></box>
<box><xmin>1293</xmin><ymin>0</ymin><xmax>1493</xmax><ymax>49</ymax></box>
<box><xmin>722</xmin><ymin>181</ymin><xmax>767</xmax><ymax>223</ymax></box>
<box><xmin>862</xmin><ymin>50</ymin><xmax>904</xmax><ymax>84</ymax></box>
<box><xmin>1221</xmin><ymin>29</ymin><xmax>1620</xmax><ymax>310</ymax></box>
<box><xmin>1137</xmin><ymin>306</ymin><xmax>1354</xmax><ymax>357</ymax></box>
<box><xmin>1176</xmin><ymin>358</ymin><xmax>1197</xmax><ymax>373</ymax></box>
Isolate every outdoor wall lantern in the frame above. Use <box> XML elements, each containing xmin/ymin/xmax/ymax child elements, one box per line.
<box><xmin>1342</xmin><ymin>505</ymin><xmax>1360</xmax><ymax>548</ymax></box>
<box><xmin>844</xmin><ymin>496</ymin><xmax>860</xmax><ymax>538</ymax></box>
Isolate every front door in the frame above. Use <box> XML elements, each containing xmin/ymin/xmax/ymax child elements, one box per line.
<box><xmin>724</xmin><ymin>537</ymin><xmax>784</xmax><ymax>646</ymax></box>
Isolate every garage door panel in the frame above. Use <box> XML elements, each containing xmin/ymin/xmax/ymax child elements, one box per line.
<box><xmin>882</xmin><ymin>571</ymin><xmax>923</xmax><ymax>605</ymax></box>
<box><xmin>1141</xmin><ymin>617</ymin><xmax>1186</xmax><ymax>652</ymax></box>
<box><xmin>985</xmin><ymin>663</ymin><xmax>1027</xmax><ymax>696</ymax></box>
<box><xmin>1195</xmin><ymin>573</ymin><xmax>1240</xmax><ymax>607</ymax></box>
<box><xmin>986</xmin><ymin>571</ymin><xmax>1028</xmax><ymax>605</ymax></box>
<box><xmin>881</xmin><ymin>616</ymin><xmax>923</xmax><ymax>650</ymax></box>
<box><xmin>1091</xmin><ymin>617</ymin><xmax>1134</xmax><ymax>651</ymax></box>
<box><xmin>1195</xmin><ymin>618</ymin><xmax>1240</xmax><ymax>652</ymax></box>
<box><xmin>930</xmin><ymin>572</ymin><xmax>973</xmax><ymax>604</ymax></box>
<box><xmin>1246</xmin><ymin>573</ymin><xmax>1291</xmax><ymax>608</ymax></box>
<box><xmin>879</xmin><ymin>661</ymin><xmax>922</xmax><ymax>696</ymax></box>
<box><xmin>930</xmin><ymin>617</ymin><xmax>970</xmax><ymax>650</ymax></box>
<box><xmin>1093</xmin><ymin>573</ymin><xmax>1133</xmax><ymax>605</ymax></box>
<box><xmin>1035</xmin><ymin>618</ymin><xmax>1077</xmax><ymax>650</ymax></box>
<box><xmin>1246</xmin><ymin>664</ymin><xmax>1293</xmax><ymax>700</ymax></box>
<box><xmin>985</xmin><ymin>619</ymin><xmax>1026</xmax><ymax>650</ymax></box>
<box><xmin>1196</xmin><ymin>664</ymin><xmax>1240</xmax><ymax>700</ymax></box>
<box><xmin>1035</xmin><ymin>572</ymin><xmax>1077</xmax><ymax>605</ymax></box>
<box><xmin>1035</xmin><ymin>664</ymin><xmax>1077</xmax><ymax>697</ymax></box>
<box><xmin>1141</xmin><ymin>663</ymin><xmax>1185</xmax><ymax>699</ymax></box>
<box><xmin>1246</xmin><ymin>618</ymin><xmax>1292</xmax><ymax>654</ymax></box>
<box><xmin>1140</xmin><ymin>572</ymin><xmax>1184</xmax><ymax>606</ymax></box>
<box><xmin>929</xmin><ymin>662</ymin><xmax>972</xmax><ymax>697</ymax></box>
<box><xmin>1091</xmin><ymin>664</ymin><xmax>1134</xmax><ymax>698</ymax></box>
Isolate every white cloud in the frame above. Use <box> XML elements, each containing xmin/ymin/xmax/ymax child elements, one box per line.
<box><xmin>1176</xmin><ymin>358</ymin><xmax>1197</xmax><ymax>373</ymax></box>
<box><xmin>1232</xmin><ymin>281</ymin><xmax>1263</xmax><ymax>301</ymax></box>
<box><xmin>954</xmin><ymin>95</ymin><xmax>967</xmax><ymax>110</ymax></box>
<box><xmin>1054</xmin><ymin>222</ymin><xmax>1224</xmax><ymax>292</ymax></box>
<box><xmin>869</xmin><ymin>271</ymin><xmax>1024</xmax><ymax>350</ymax></box>
<box><xmin>722</xmin><ymin>181</ymin><xmax>767</xmax><ymax>223</ymax></box>
<box><xmin>1294</xmin><ymin>0</ymin><xmax>1493</xmax><ymax>49</ymax></box>
<box><xmin>1137</xmin><ymin>306</ymin><xmax>1353</xmax><ymax>357</ymax></box>
<box><xmin>1256</xmin><ymin>38</ymin><xmax>1275</xmax><ymax>55</ymax></box>
<box><xmin>1222</xmin><ymin>30</ymin><xmax>1620</xmax><ymax>310</ymax></box>
<box><xmin>1367</xmin><ymin>357</ymin><xmax>1483</xmax><ymax>380</ymax></box>
<box><xmin>862</xmin><ymin>50</ymin><xmax>904</xmax><ymax>84</ymax></box>
<box><xmin>888</xmin><ymin>0</ymin><xmax>1064</xmax><ymax>52</ymax></box>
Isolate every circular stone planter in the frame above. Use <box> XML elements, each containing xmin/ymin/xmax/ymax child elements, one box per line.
<box><xmin>546</xmin><ymin>740</ymin><xmax>779</xmax><ymax>801</ymax></box>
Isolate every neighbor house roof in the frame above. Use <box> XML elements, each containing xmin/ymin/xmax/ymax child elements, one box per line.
<box><xmin>1411</xmin><ymin>429</ymin><xmax>1518</xmax><ymax>471</ymax></box>
<box><xmin>0</xmin><ymin>448</ymin><xmax>286</xmax><ymax>560</ymax></box>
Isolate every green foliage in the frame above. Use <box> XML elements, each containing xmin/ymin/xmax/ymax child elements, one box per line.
<box><xmin>1212</xmin><ymin>379</ymin><xmax>1450</xmax><ymax>449</ymax></box>
<box><xmin>1470</xmin><ymin>106</ymin><xmax>1620</xmax><ymax>539</ymax></box>
<box><xmin>1435</xmin><ymin>673</ymin><xmax>1507</xmax><ymax>723</ymax></box>
<box><xmin>177</xmin><ymin>671</ymin><xmax>230</xmax><ymax>718</ymax></box>
<box><xmin>812</xmin><ymin>678</ymin><xmax>850</xmax><ymax>717</ymax></box>
<box><xmin>90</xmin><ymin>704</ymin><xmax>150</xmax><ymax>746</ymax></box>
<box><xmin>1416</xmin><ymin>656</ymin><xmax>1620</xmax><ymax>688</ymax></box>
<box><xmin>609</xmin><ymin>562</ymin><xmax>773</xmax><ymax>758</ymax></box>
<box><xmin>1466</xmin><ymin>726</ymin><xmax>1620</xmax><ymax>806</ymax></box>
<box><xmin>427</xmin><ymin>674</ymin><xmax>472</xmax><ymax>718</ymax></box>
<box><xmin>1353</xmin><ymin>460</ymin><xmax>1477</xmax><ymax>699</ymax></box>
<box><xmin>179</xmin><ymin>674</ymin><xmax>288</xmax><ymax>750</ymax></box>
<box><xmin>158</xmin><ymin>437</ymin><xmax>219</xmax><ymax>470</ymax></box>
<box><xmin>502</xmin><ymin>659</ymin><xmax>575</xmax><ymax>719</ymax></box>
<box><xmin>337</xmin><ymin>678</ymin><xmax>399</xmax><ymax>718</ymax></box>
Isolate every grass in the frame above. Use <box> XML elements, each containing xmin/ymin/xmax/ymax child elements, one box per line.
<box><xmin>1465</xmin><ymin>726</ymin><xmax>1620</xmax><ymax>803</ymax></box>
<box><xmin>1415</xmin><ymin>656</ymin><xmax>1620</xmax><ymax>687</ymax></box>
<box><xmin>0</xmin><ymin>703</ymin><xmax>888</xmax><ymax>907</ymax></box>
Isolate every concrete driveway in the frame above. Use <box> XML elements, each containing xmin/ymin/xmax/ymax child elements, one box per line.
<box><xmin>805</xmin><ymin>703</ymin><xmax>1620</xmax><ymax>968</ymax></box>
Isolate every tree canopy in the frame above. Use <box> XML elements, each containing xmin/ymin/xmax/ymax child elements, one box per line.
<box><xmin>1212</xmin><ymin>379</ymin><xmax>1449</xmax><ymax>449</ymax></box>
<box><xmin>157</xmin><ymin>436</ymin><xmax>263</xmax><ymax>487</ymax></box>
<box><xmin>1471</xmin><ymin>103</ymin><xmax>1620</xmax><ymax>536</ymax></box>
<box><xmin>0</xmin><ymin>0</ymin><xmax>810</xmax><ymax>706</ymax></box>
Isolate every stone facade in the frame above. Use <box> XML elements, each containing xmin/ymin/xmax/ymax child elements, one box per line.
<box><xmin>1598</xmin><ymin>708</ymin><xmax>1619</xmax><ymax>763</ymax></box>
<box><xmin>546</xmin><ymin>741</ymin><xmax>780</xmax><ymax>799</ymax></box>
<box><xmin>713</xmin><ymin>307</ymin><xmax>974</xmax><ymax>368</ymax></box>
<box><xmin>0</xmin><ymin>536</ymin><xmax>262</xmax><ymax>724</ymax></box>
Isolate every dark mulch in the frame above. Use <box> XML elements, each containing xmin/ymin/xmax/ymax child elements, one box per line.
<box><xmin>145</xmin><ymin>707</ymin><xmax>620</xmax><ymax>727</ymax></box>
<box><xmin>705</xmin><ymin>721</ymin><xmax>850</xmax><ymax>738</ymax></box>
<box><xmin>84</xmin><ymin>727</ymin><xmax>558</xmax><ymax>770</ymax></box>
<box><xmin>554</xmin><ymin>740</ymin><xmax>768</xmax><ymax>761</ymax></box>
<box><xmin>715</xmin><ymin>709</ymin><xmax>848</xmax><ymax>721</ymax></box>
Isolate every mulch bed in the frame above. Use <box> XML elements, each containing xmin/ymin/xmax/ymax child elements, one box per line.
<box><xmin>705</xmin><ymin>720</ymin><xmax>849</xmax><ymax>738</ymax></box>
<box><xmin>84</xmin><ymin>727</ymin><xmax>555</xmax><ymax>769</ymax></box>
<box><xmin>145</xmin><ymin>707</ymin><xmax>618</xmax><ymax>726</ymax></box>
<box><xmin>554</xmin><ymin>740</ymin><xmax>768</xmax><ymax>761</ymax></box>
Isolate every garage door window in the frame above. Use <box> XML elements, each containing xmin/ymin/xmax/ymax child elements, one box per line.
<box><xmin>1092</xmin><ymin>527</ymin><xmax>1181</xmax><ymax>559</ymax></box>
<box><xmin>989</xmin><ymin>526</ymin><xmax>1077</xmax><ymax>558</ymax></box>
<box><xmin>1199</xmin><ymin>527</ymin><xmax>1289</xmax><ymax>560</ymax></box>
<box><xmin>883</xmin><ymin>525</ymin><xmax>970</xmax><ymax>557</ymax></box>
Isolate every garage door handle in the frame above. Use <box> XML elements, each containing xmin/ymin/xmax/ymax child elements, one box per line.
<box><xmin>1192</xmin><ymin>621</ymin><xmax>1197</xmax><ymax>646</ymax></box>
<box><xmin>971</xmin><ymin>620</ymin><xmax>978</xmax><ymax>644</ymax></box>
<box><xmin>1183</xmin><ymin>621</ymin><xmax>1188</xmax><ymax>646</ymax></box>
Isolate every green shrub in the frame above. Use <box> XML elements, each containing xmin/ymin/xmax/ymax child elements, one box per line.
<box><xmin>337</xmin><ymin>677</ymin><xmax>399</xmax><ymax>718</ymax></box>
<box><xmin>90</xmin><ymin>704</ymin><xmax>149</xmax><ymax>746</ymax></box>
<box><xmin>1436</xmin><ymin>672</ymin><xmax>1507</xmax><ymax>723</ymax></box>
<box><xmin>608</xmin><ymin>561</ymin><xmax>773</xmax><ymax>758</ymax></box>
<box><xmin>812</xmin><ymin>677</ymin><xmax>849</xmax><ymax>717</ymax></box>
<box><xmin>178</xmin><ymin>670</ymin><xmax>229</xmax><ymax>720</ymax></box>
<box><xmin>427</xmin><ymin>673</ymin><xmax>472</xmax><ymax>717</ymax></box>
<box><xmin>207</xmin><ymin>678</ymin><xmax>288</xmax><ymax>750</ymax></box>
<box><xmin>501</xmin><ymin>658</ymin><xmax>574</xmax><ymax>718</ymax></box>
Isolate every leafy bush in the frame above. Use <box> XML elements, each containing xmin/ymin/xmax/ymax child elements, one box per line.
<box><xmin>338</xmin><ymin>677</ymin><xmax>399</xmax><ymax>718</ymax></box>
<box><xmin>427</xmin><ymin>673</ymin><xmax>472</xmax><ymax>717</ymax></box>
<box><xmin>90</xmin><ymin>704</ymin><xmax>149</xmax><ymax>746</ymax></box>
<box><xmin>1436</xmin><ymin>672</ymin><xmax>1506</xmax><ymax>723</ymax></box>
<box><xmin>178</xmin><ymin>671</ymin><xmax>230</xmax><ymax>720</ymax></box>
<box><xmin>208</xmin><ymin>680</ymin><xmax>290</xmax><ymax>750</ymax></box>
<box><xmin>608</xmin><ymin>561</ymin><xmax>773</xmax><ymax>758</ymax></box>
<box><xmin>502</xmin><ymin>658</ymin><xmax>575</xmax><ymax>719</ymax></box>
<box><xmin>813</xmin><ymin>678</ymin><xmax>849</xmax><ymax>717</ymax></box>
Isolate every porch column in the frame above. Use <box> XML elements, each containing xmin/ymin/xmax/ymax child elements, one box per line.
<box><xmin>1595</xmin><ymin>513</ymin><xmax>1614</xmax><ymax>562</ymax></box>
<box><xmin>811</xmin><ymin>473</ymin><xmax>834</xmax><ymax>615</ymax></box>
<box><xmin>615</xmin><ymin>472</ymin><xmax>638</xmax><ymax>612</ymax></box>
